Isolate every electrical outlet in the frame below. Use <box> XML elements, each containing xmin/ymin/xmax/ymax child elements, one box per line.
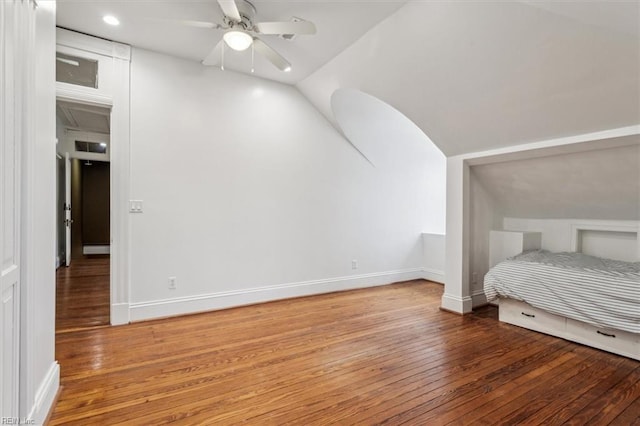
<box><xmin>168</xmin><ymin>276</ymin><xmax>177</xmax><ymax>290</ymax></box>
<box><xmin>472</xmin><ymin>272</ymin><xmax>478</xmax><ymax>284</ymax></box>
<box><xmin>351</xmin><ymin>260</ymin><xmax>358</xmax><ymax>270</ymax></box>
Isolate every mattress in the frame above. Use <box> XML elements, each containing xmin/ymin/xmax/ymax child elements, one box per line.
<box><xmin>484</xmin><ymin>250</ymin><xmax>640</xmax><ymax>334</ymax></box>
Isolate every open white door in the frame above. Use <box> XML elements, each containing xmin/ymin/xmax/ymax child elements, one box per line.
<box><xmin>65</xmin><ymin>152</ymin><xmax>72</xmax><ymax>266</ymax></box>
<box><xmin>0</xmin><ymin>137</ymin><xmax>21</xmax><ymax>419</ymax></box>
<box><xmin>1</xmin><ymin>0</ymin><xmax>21</xmax><ymax>416</ymax></box>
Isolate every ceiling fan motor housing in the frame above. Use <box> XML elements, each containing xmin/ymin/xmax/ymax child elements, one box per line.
<box><xmin>223</xmin><ymin>0</ymin><xmax>256</xmax><ymax>31</ymax></box>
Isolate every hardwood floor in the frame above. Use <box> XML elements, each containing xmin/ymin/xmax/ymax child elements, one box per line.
<box><xmin>50</xmin><ymin>280</ymin><xmax>640</xmax><ymax>425</ymax></box>
<box><xmin>56</xmin><ymin>255</ymin><xmax>110</xmax><ymax>333</ymax></box>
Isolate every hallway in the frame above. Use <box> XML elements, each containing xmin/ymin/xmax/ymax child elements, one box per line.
<box><xmin>56</xmin><ymin>256</ymin><xmax>110</xmax><ymax>333</ymax></box>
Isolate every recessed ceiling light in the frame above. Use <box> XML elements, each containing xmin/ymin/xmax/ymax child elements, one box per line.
<box><xmin>103</xmin><ymin>15</ymin><xmax>120</xmax><ymax>26</ymax></box>
<box><xmin>283</xmin><ymin>66</ymin><xmax>292</xmax><ymax>72</ymax></box>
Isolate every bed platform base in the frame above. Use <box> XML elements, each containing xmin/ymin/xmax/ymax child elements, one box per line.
<box><xmin>499</xmin><ymin>298</ymin><xmax>639</xmax><ymax>361</ymax></box>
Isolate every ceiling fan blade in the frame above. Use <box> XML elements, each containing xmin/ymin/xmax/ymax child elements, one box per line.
<box><xmin>57</xmin><ymin>57</ymin><xmax>80</xmax><ymax>67</ymax></box>
<box><xmin>176</xmin><ymin>20</ymin><xmax>221</xmax><ymax>29</ymax></box>
<box><xmin>255</xmin><ymin>20</ymin><xmax>316</xmax><ymax>35</ymax></box>
<box><xmin>145</xmin><ymin>17</ymin><xmax>221</xmax><ymax>29</ymax></box>
<box><xmin>252</xmin><ymin>37</ymin><xmax>291</xmax><ymax>72</ymax></box>
<box><xmin>218</xmin><ymin>0</ymin><xmax>242</xmax><ymax>22</ymax></box>
<box><xmin>202</xmin><ymin>40</ymin><xmax>225</xmax><ymax>66</ymax></box>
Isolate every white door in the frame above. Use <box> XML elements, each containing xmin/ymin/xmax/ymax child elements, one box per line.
<box><xmin>1</xmin><ymin>0</ymin><xmax>21</xmax><ymax>417</ymax></box>
<box><xmin>65</xmin><ymin>152</ymin><xmax>72</xmax><ymax>266</ymax></box>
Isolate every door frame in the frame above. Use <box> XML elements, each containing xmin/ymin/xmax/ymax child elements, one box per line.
<box><xmin>64</xmin><ymin>152</ymin><xmax>72</xmax><ymax>266</ymax></box>
<box><xmin>56</xmin><ymin>28</ymin><xmax>131</xmax><ymax>325</ymax></box>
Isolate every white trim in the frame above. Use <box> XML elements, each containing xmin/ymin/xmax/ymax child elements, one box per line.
<box><xmin>109</xmin><ymin>41</ymin><xmax>131</xmax><ymax>328</ymax></box>
<box><xmin>440</xmin><ymin>293</ymin><xmax>473</xmax><ymax>314</ymax></box>
<box><xmin>130</xmin><ymin>268</ymin><xmax>425</xmax><ymax>322</ymax></box>
<box><xmin>461</xmin><ymin>125</ymin><xmax>640</xmax><ymax>166</ymax></box>
<box><xmin>82</xmin><ymin>245</ymin><xmax>110</xmax><ymax>255</ymax></box>
<box><xmin>56</xmin><ymin>29</ymin><xmax>132</xmax><ymax>328</ymax></box>
<box><xmin>56</xmin><ymin>86</ymin><xmax>113</xmax><ymax>108</ymax></box>
<box><xmin>443</xmin><ymin>158</ymin><xmax>472</xmax><ymax>315</ymax></box>
<box><xmin>110</xmin><ymin>303</ymin><xmax>130</xmax><ymax>326</ymax></box>
<box><xmin>570</xmin><ymin>222</ymin><xmax>639</xmax><ymax>252</ymax></box>
<box><xmin>56</xmin><ymin>27</ymin><xmax>131</xmax><ymax>60</ymax></box>
<box><xmin>26</xmin><ymin>361</ymin><xmax>59</xmax><ymax>426</ymax></box>
<box><xmin>422</xmin><ymin>268</ymin><xmax>444</xmax><ymax>284</ymax></box>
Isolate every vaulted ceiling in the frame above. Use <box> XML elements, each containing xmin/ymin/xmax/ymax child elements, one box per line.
<box><xmin>298</xmin><ymin>1</ymin><xmax>640</xmax><ymax>156</ymax></box>
<box><xmin>56</xmin><ymin>0</ymin><xmax>406</xmax><ymax>85</ymax></box>
<box><xmin>56</xmin><ymin>1</ymin><xmax>640</xmax><ymax>157</ymax></box>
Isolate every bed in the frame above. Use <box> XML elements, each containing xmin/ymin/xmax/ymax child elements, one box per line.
<box><xmin>484</xmin><ymin>250</ymin><xmax>640</xmax><ymax>360</ymax></box>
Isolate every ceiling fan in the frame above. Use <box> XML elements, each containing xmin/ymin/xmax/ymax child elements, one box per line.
<box><xmin>176</xmin><ymin>0</ymin><xmax>316</xmax><ymax>73</ymax></box>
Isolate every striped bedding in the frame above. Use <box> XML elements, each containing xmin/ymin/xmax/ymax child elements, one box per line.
<box><xmin>484</xmin><ymin>250</ymin><xmax>640</xmax><ymax>334</ymax></box>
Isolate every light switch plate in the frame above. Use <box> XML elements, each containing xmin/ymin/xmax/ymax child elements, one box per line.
<box><xmin>129</xmin><ymin>200</ymin><xmax>143</xmax><ymax>213</ymax></box>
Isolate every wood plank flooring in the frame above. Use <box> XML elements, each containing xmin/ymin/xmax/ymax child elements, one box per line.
<box><xmin>56</xmin><ymin>255</ymin><xmax>110</xmax><ymax>333</ymax></box>
<box><xmin>50</xmin><ymin>278</ymin><xmax>640</xmax><ymax>425</ymax></box>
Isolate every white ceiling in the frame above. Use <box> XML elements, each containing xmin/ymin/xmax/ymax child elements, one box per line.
<box><xmin>57</xmin><ymin>1</ymin><xmax>640</xmax><ymax>157</ymax></box>
<box><xmin>522</xmin><ymin>1</ymin><xmax>640</xmax><ymax>37</ymax></box>
<box><xmin>298</xmin><ymin>1</ymin><xmax>640</xmax><ymax>156</ymax></box>
<box><xmin>472</xmin><ymin>144</ymin><xmax>640</xmax><ymax>220</ymax></box>
<box><xmin>56</xmin><ymin>0</ymin><xmax>406</xmax><ymax>84</ymax></box>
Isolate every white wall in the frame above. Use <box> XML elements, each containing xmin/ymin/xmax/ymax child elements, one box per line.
<box><xmin>330</xmin><ymin>88</ymin><xmax>446</xmax><ymax>235</ymax></box>
<box><xmin>128</xmin><ymin>48</ymin><xmax>440</xmax><ymax>320</ymax></box>
<box><xmin>468</xmin><ymin>170</ymin><xmax>504</xmax><ymax>305</ymax></box>
<box><xmin>422</xmin><ymin>233</ymin><xmax>445</xmax><ymax>283</ymax></box>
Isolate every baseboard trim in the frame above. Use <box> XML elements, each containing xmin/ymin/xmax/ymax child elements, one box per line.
<box><xmin>130</xmin><ymin>268</ymin><xmax>425</xmax><ymax>322</ymax></box>
<box><xmin>83</xmin><ymin>245</ymin><xmax>110</xmax><ymax>255</ymax></box>
<box><xmin>422</xmin><ymin>268</ymin><xmax>444</xmax><ymax>284</ymax></box>
<box><xmin>27</xmin><ymin>361</ymin><xmax>59</xmax><ymax>425</ymax></box>
<box><xmin>111</xmin><ymin>303</ymin><xmax>130</xmax><ymax>325</ymax></box>
<box><xmin>440</xmin><ymin>293</ymin><xmax>473</xmax><ymax>314</ymax></box>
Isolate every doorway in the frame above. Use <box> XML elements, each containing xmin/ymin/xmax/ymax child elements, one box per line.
<box><xmin>55</xmin><ymin>100</ymin><xmax>112</xmax><ymax>332</ymax></box>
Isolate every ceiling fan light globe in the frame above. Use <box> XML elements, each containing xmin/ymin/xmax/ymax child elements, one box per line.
<box><xmin>223</xmin><ymin>30</ymin><xmax>253</xmax><ymax>51</ymax></box>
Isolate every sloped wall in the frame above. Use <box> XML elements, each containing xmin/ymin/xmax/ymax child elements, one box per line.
<box><xmin>298</xmin><ymin>2</ymin><xmax>639</xmax><ymax>156</ymax></box>
<box><xmin>472</xmin><ymin>145</ymin><xmax>640</xmax><ymax>221</ymax></box>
